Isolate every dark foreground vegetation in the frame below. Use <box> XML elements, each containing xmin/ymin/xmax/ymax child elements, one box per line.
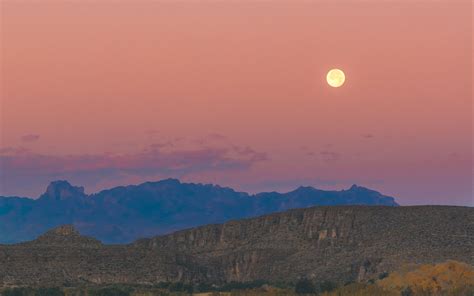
<box><xmin>1</xmin><ymin>261</ymin><xmax>473</xmax><ymax>296</ymax></box>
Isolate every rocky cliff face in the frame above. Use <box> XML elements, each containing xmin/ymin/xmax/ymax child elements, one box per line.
<box><xmin>0</xmin><ymin>206</ymin><xmax>472</xmax><ymax>287</ymax></box>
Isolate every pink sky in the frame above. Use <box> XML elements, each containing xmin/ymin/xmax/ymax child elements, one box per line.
<box><xmin>1</xmin><ymin>1</ymin><xmax>472</xmax><ymax>205</ymax></box>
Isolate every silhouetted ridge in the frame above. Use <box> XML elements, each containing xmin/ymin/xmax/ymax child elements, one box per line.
<box><xmin>0</xmin><ymin>179</ymin><xmax>398</xmax><ymax>244</ymax></box>
<box><xmin>348</xmin><ymin>184</ymin><xmax>373</xmax><ymax>192</ymax></box>
<box><xmin>291</xmin><ymin>186</ymin><xmax>319</xmax><ymax>194</ymax></box>
<box><xmin>39</xmin><ymin>180</ymin><xmax>86</xmax><ymax>201</ymax></box>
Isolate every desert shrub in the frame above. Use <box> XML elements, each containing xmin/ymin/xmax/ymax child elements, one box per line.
<box><xmin>318</xmin><ymin>281</ymin><xmax>337</xmax><ymax>293</ymax></box>
<box><xmin>271</xmin><ymin>281</ymin><xmax>293</xmax><ymax>289</ymax></box>
<box><xmin>448</xmin><ymin>285</ymin><xmax>474</xmax><ymax>296</ymax></box>
<box><xmin>34</xmin><ymin>288</ymin><xmax>64</xmax><ymax>296</ymax></box>
<box><xmin>218</xmin><ymin>280</ymin><xmax>268</xmax><ymax>292</ymax></box>
<box><xmin>89</xmin><ymin>286</ymin><xmax>131</xmax><ymax>296</ymax></box>
<box><xmin>378</xmin><ymin>260</ymin><xmax>474</xmax><ymax>295</ymax></box>
<box><xmin>295</xmin><ymin>279</ymin><xmax>316</xmax><ymax>294</ymax></box>
<box><xmin>2</xmin><ymin>288</ymin><xmax>31</xmax><ymax>296</ymax></box>
<box><xmin>400</xmin><ymin>287</ymin><xmax>413</xmax><ymax>296</ymax></box>
<box><xmin>194</xmin><ymin>282</ymin><xmax>213</xmax><ymax>292</ymax></box>
<box><xmin>168</xmin><ymin>282</ymin><xmax>193</xmax><ymax>293</ymax></box>
<box><xmin>0</xmin><ymin>287</ymin><xmax>54</xmax><ymax>296</ymax></box>
<box><xmin>321</xmin><ymin>282</ymin><xmax>398</xmax><ymax>296</ymax></box>
<box><xmin>378</xmin><ymin>272</ymin><xmax>389</xmax><ymax>280</ymax></box>
<box><xmin>154</xmin><ymin>282</ymin><xmax>172</xmax><ymax>289</ymax></box>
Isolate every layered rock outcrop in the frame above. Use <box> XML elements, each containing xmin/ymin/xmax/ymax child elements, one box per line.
<box><xmin>0</xmin><ymin>206</ymin><xmax>472</xmax><ymax>287</ymax></box>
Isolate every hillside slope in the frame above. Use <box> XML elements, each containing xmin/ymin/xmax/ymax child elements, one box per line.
<box><xmin>0</xmin><ymin>206</ymin><xmax>471</xmax><ymax>287</ymax></box>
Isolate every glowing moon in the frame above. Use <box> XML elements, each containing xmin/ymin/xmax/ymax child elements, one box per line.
<box><xmin>326</xmin><ymin>69</ymin><xmax>345</xmax><ymax>88</ymax></box>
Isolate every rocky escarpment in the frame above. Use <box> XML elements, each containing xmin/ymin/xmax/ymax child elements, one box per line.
<box><xmin>0</xmin><ymin>206</ymin><xmax>472</xmax><ymax>287</ymax></box>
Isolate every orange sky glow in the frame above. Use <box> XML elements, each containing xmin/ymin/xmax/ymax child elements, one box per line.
<box><xmin>0</xmin><ymin>1</ymin><xmax>472</xmax><ymax>205</ymax></box>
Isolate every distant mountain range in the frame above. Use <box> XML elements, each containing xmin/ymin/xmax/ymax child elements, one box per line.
<box><xmin>0</xmin><ymin>179</ymin><xmax>398</xmax><ymax>243</ymax></box>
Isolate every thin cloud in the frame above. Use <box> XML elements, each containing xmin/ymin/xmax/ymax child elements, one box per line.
<box><xmin>193</xmin><ymin>133</ymin><xmax>229</xmax><ymax>146</ymax></box>
<box><xmin>20</xmin><ymin>134</ymin><xmax>40</xmax><ymax>143</ymax></box>
<box><xmin>0</xmin><ymin>146</ymin><xmax>30</xmax><ymax>154</ymax></box>
<box><xmin>207</xmin><ymin>133</ymin><xmax>228</xmax><ymax>141</ymax></box>
<box><xmin>0</xmin><ymin>143</ymin><xmax>268</xmax><ymax>196</ymax></box>
<box><xmin>320</xmin><ymin>150</ymin><xmax>341</xmax><ymax>162</ymax></box>
<box><xmin>1</xmin><ymin>145</ymin><xmax>266</xmax><ymax>175</ymax></box>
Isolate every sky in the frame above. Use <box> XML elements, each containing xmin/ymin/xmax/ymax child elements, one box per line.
<box><xmin>0</xmin><ymin>1</ymin><xmax>472</xmax><ymax>206</ymax></box>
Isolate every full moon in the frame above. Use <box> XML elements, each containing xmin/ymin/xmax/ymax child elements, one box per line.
<box><xmin>326</xmin><ymin>69</ymin><xmax>345</xmax><ymax>88</ymax></box>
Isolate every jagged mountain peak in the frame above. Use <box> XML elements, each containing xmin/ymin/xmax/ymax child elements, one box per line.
<box><xmin>1</xmin><ymin>179</ymin><xmax>398</xmax><ymax>244</ymax></box>
<box><xmin>40</xmin><ymin>180</ymin><xmax>86</xmax><ymax>201</ymax></box>
<box><xmin>348</xmin><ymin>184</ymin><xmax>379</xmax><ymax>193</ymax></box>
<box><xmin>349</xmin><ymin>184</ymin><xmax>360</xmax><ymax>190</ymax></box>
<box><xmin>290</xmin><ymin>186</ymin><xmax>318</xmax><ymax>194</ymax></box>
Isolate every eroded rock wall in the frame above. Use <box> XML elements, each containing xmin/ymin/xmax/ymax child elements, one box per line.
<box><xmin>0</xmin><ymin>206</ymin><xmax>472</xmax><ymax>287</ymax></box>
